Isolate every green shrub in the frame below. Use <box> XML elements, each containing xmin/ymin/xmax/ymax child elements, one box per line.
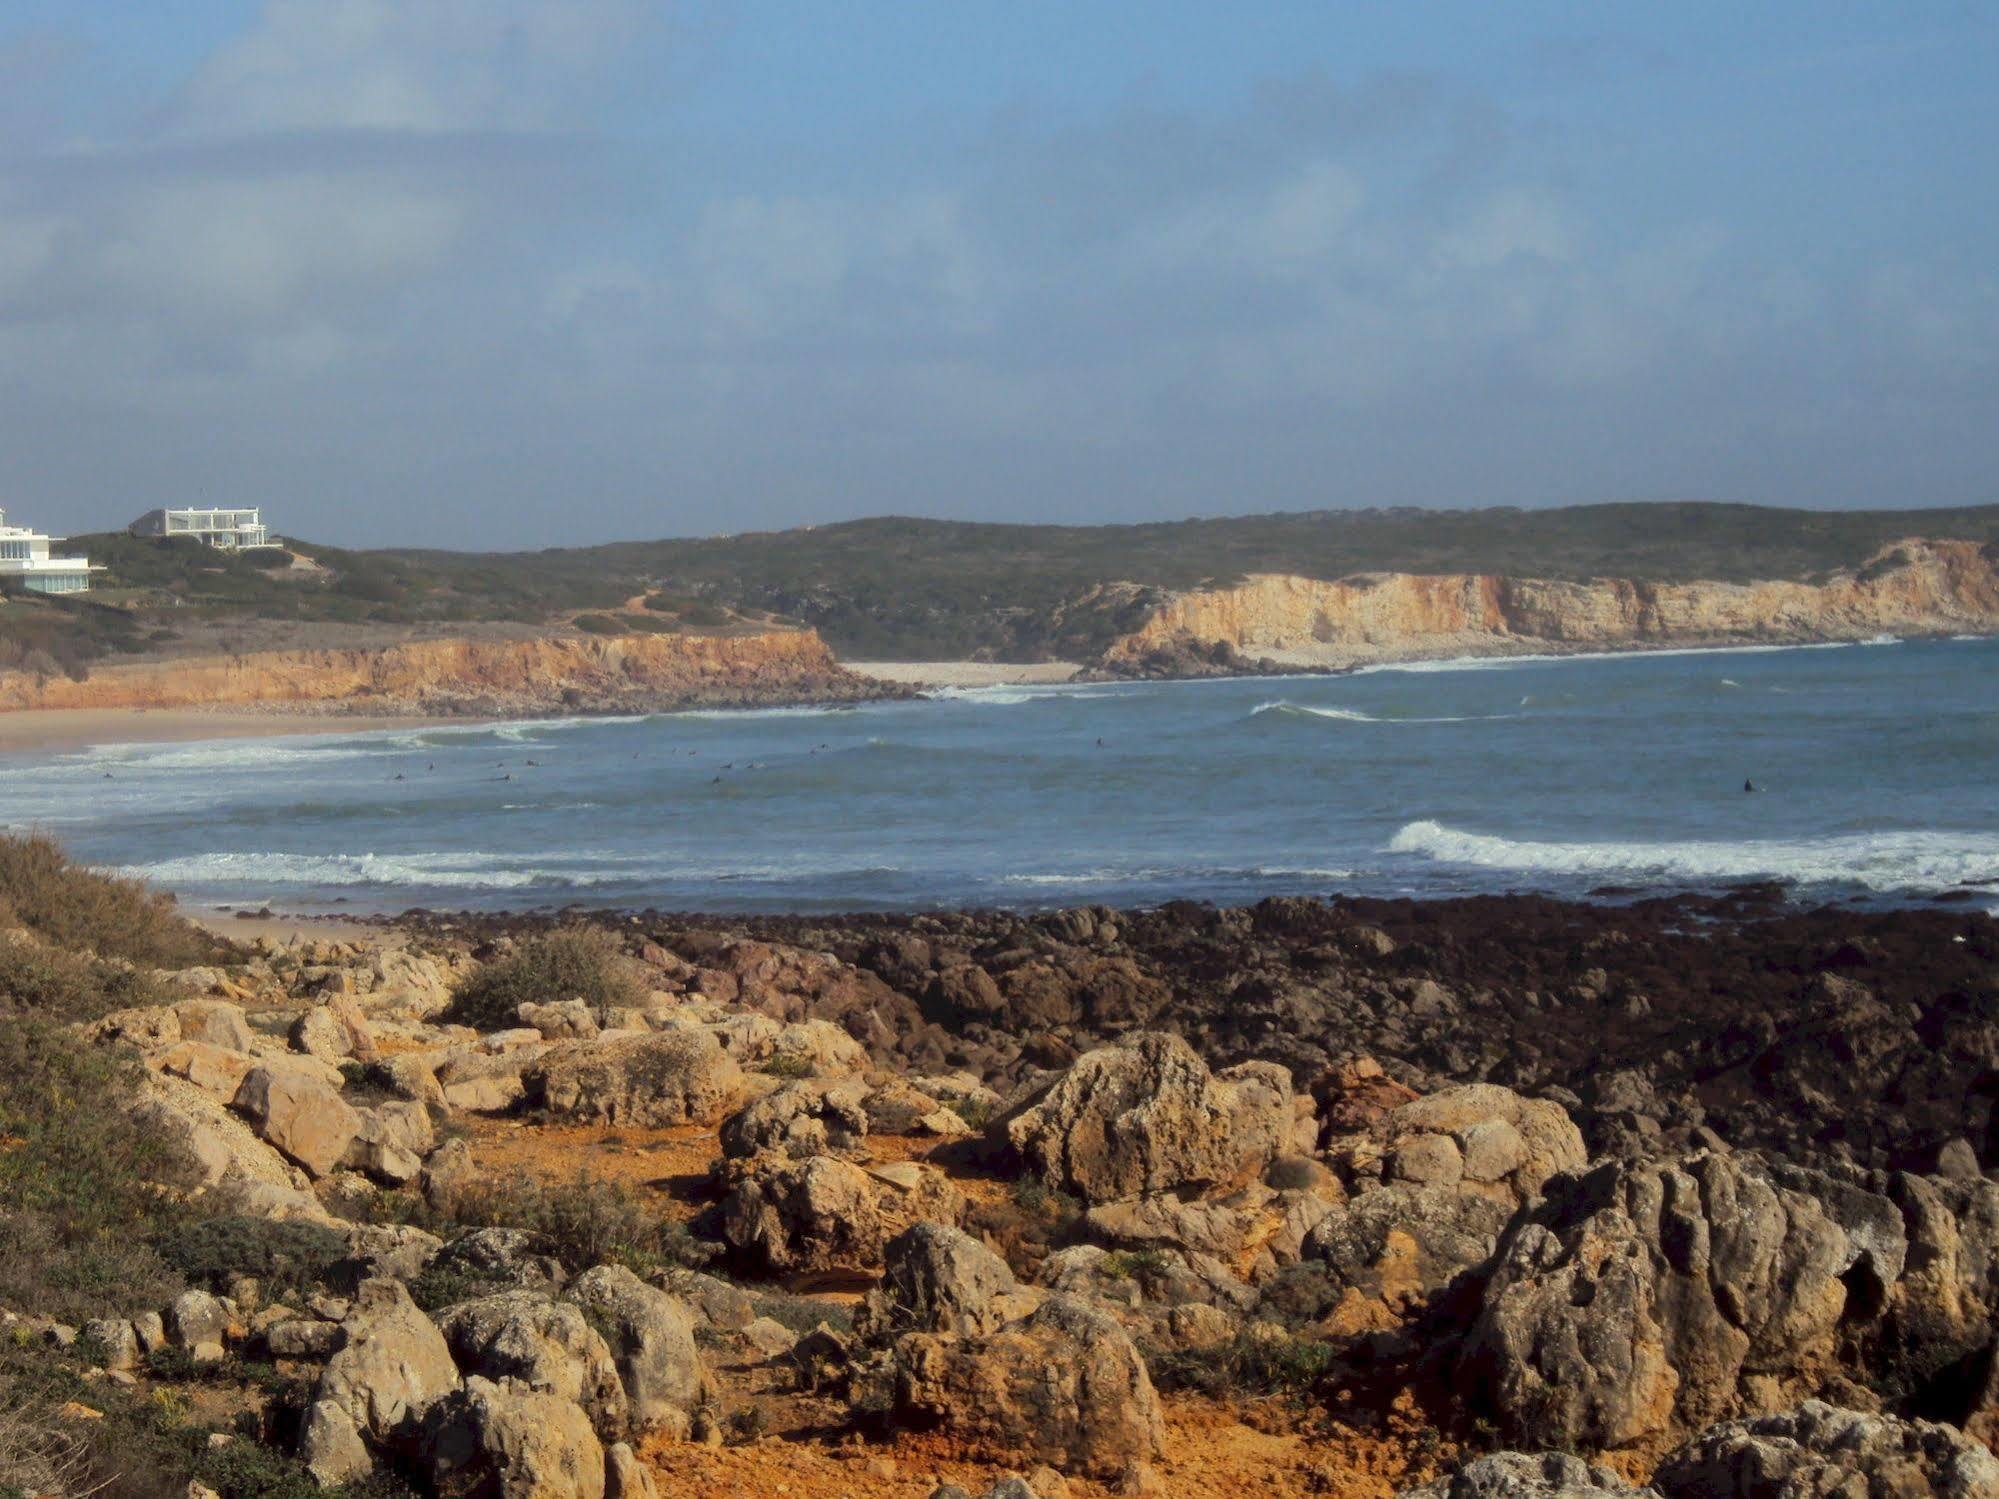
<box><xmin>447</xmin><ymin>927</ymin><xmax>643</xmax><ymax>1031</ymax></box>
<box><xmin>442</xmin><ymin>1174</ymin><xmax>711</xmax><ymax>1277</ymax></box>
<box><xmin>0</xmin><ymin>935</ymin><xmax>173</xmax><ymax>1022</ymax></box>
<box><xmin>1141</xmin><ymin>1328</ymin><xmax>1338</xmax><ymax>1398</ymax></box>
<box><xmin>157</xmin><ymin>1217</ymin><xmax>351</xmax><ymax>1306</ymax></box>
<box><xmin>0</xmin><ymin>832</ymin><xmax>224</xmax><ymax>968</ymax></box>
<box><xmin>570</xmin><ymin>614</ymin><xmax>625</xmax><ymax>635</ymax></box>
<box><xmin>0</xmin><ymin>1022</ymin><xmax>197</xmax><ymax>1321</ymax></box>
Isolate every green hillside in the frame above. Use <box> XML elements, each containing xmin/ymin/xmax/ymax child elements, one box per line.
<box><xmin>7</xmin><ymin>502</ymin><xmax>1996</xmax><ymax>672</ymax></box>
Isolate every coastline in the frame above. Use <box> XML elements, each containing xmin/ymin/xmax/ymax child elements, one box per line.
<box><xmin>0</xmin><ymin>706</ymin><xmax>455</xmax><ymax>755</ymax></box>
<box><xmin>1</xmin><ymin>631</ymin><xmax>1988</xmax><ymax>756</ymax></box>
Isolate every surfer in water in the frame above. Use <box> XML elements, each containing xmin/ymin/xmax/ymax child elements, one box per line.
<box><xmin>1744</xmin><ymin>778</ymin><xmax>1756</xmax><ymax>793</ymax></box>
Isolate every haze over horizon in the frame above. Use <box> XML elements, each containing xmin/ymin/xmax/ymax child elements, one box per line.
<box><xmin>1</xmin><ymin>2</ymin><xmax>1994</xmax><ymax>550</ymax></box>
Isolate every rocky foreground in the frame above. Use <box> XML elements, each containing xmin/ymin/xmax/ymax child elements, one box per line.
<box><xmin>9</xmin><ymin>883</ymin><xmax>1999</xmax><ymax>1499</ymax></box>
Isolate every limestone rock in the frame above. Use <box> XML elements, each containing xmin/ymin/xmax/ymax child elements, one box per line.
<box><xmin>561</xmin><ymin>1266</ymin><xmax>709</xmax><ymax>1437</ymax></box>
<box><xmin>234</xmin><ymin>1064</ymin><xmax>363</xmax><ymax>1179</ymax></box>
<box><xmin>1006</xmin><ymin>1032</ymin><xmax>1293</xmax><ymax>1205</ymax></box>
<box><xmin>528</xmin><ymin>1030</ymin><xmax>747</xmax><ymax>1127</ymax></box>
<box><xmin>858</xmin><ymin>1223</ymin><xmax>1034</xmax><ymax>1339</ymax></box>
<box><xmin>418</xmin><ymin>1375</ymin><xmax>606</xmax><ymax>1499</ymax></box>
<box><xmin>883</xmin><ymin>1294</ymin><xmax>1165</xmax><ymax>1479</ymax></box>
<box><xmin>1653</xmin><ymin>1401</ymin><xmax>1999</xmax><ymax>1499</ymax></box>
<box><xmin>1402</xmin><ymin>1452</ymin><xmax>1660</xmax><ymax>1499</ymax></box>
<box><xmin>302</xmin><ymin>1278</ymin><xmax>459</xmax><ymax>1484</ymax></box>
<box><xmin>719</xmin><ymin>1153</ymin><xmax>964</xmax><ymax>1276</ymax></box>
<box><xmin>175</xmin><ymin>1000</ymin><xmax>253</xmax><ymax>1052</ymax></box>
<box><xmin>1462</xmin><ymin>1152</ymin><xmax>1854</xmax><ymax>1449</ymax></box>
<box><xmin>718</xmin><ymin>1077</ymin><xmax>870</xmax><ymax>1161</ymax></box>
<box><xmin>434</xmin><ymin>1292</ymin><xmax>627</xmax><ymax>1437</ymax></box>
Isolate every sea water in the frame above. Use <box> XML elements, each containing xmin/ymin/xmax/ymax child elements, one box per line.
<box><xmin>2</xmin><ymin>636</ymin><xmax>1994</xmax><ymax>914</ymax></box>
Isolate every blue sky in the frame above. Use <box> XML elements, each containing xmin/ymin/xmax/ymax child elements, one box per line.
<box><xmin>0</xmin><ymin>2</ymin><xmax>1993</xmax><ymax>547</ymax></box>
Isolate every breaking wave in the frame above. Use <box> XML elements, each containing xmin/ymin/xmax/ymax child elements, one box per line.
<box><xmin>1386</xmin><ymin>820</ymin><xmax>1999</xmax><ymax>895</ymax></box>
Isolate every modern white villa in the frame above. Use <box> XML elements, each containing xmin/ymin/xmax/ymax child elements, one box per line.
<box><xmin>130</xmin><ymin>506</ymin><xmax>272</xmax><ymax>549</ymax></box>
<box><xmin>0</xmin><ymin>510</ymin><xmax>100</xmax><ymax>594</ymax></box>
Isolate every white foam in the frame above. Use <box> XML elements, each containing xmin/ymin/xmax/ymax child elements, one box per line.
<box><xmin>1352</xmin><ymin>638</ymin><xmax>1884</xmax><ymax>677</ymax></box>
<box><xmin>1386</xmin><ymin>819</ymin><xmax>1999</xmax><ymax>894</ymax></box>
<box><xmin>1249</xmin><ymin>700</ymin><xmax>1509</xmax><ymax>725</ymax></box>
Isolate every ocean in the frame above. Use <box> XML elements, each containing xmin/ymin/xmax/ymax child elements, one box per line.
<box><xmin>4</xmin><ymin>636</ymin><xmax>1995</xmax><ymax>915</ymax></box>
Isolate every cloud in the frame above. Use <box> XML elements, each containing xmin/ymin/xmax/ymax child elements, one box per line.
<box><xmin>0</xmin><ymin>11</ymin><xmax>1993</xmax><ymax>544</ymax></box>
<box><xmin>173</xmin><ymin>0</ymin><xmax>654</xmax><ymax>135</ymax></box>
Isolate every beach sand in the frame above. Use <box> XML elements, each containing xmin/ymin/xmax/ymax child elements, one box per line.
<box><xmin>0</xmin><ymin>707</ymin><xmax>441</xmax><ymax>756</ymax></box>
<box><xmin>846</xmin><ymin>659</ymin><xmax>1082</xmax><ymax>687</ymax></box>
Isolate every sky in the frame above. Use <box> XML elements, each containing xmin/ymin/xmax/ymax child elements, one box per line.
<box><xmin>0</xmin><ymin>3</ymin><xmax>1994</xmax><ymax>549</ymax></box>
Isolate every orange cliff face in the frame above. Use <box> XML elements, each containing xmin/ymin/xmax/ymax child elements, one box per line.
<box><xmin>0</xmin><ymin>626</ymin><xmax>882</xmax><ymax>715</ymax></box>
<box><xmin>1099</xmin><ymin>538</ymin><xmax>1999</xmax><ymax>671</ymax></box>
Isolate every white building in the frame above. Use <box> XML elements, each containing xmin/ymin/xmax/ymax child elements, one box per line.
<box><xmin>0</xmin><ymin>510</ymin><xmax>99</xmax><ymax>595</ymax></box>
<box><xmin>130</xmin><ymin>507</ymin><xmax>271</xmax><ymax>550</ymax></box>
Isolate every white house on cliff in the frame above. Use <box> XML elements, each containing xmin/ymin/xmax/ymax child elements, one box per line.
<box><xmin>0</xmin><ymin>510</ymin><xmax>99</xmax><ymax>594</ymax></box>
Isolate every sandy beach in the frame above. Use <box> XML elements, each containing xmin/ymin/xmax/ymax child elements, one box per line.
<box><xmin>845</xmin><ymin>659</ymin><xmax>1082</xmax><ymax>687</ymax></box>
<box><xmin>0</xmin><ymin>707</ymin><xmax>443</xmax><ymax>756</ymax></box>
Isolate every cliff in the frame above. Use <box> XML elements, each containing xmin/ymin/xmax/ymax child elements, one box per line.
<box><xmin>0</xmin><ymin>626</ymin><xmax>890</xmax><ymax>716</ymax></box>
<box><xmin>1098</xmin><ymin>538</ymin><xmax>1999</xmax><ymax>674</ymax></box>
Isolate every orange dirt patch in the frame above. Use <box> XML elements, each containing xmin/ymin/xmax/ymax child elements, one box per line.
<box><xmin>640</xmin><ymin>1395</ymin><xmax>1447</xmax><ymax>1499</ymax></box>
<box><xmin>461</xmin><ymin>1117</ymin><xmax>724</xmax><ymax>1218</ymax></box>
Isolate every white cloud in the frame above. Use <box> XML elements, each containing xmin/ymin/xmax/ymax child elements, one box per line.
<box><xmin>174</xmin><ymin>0</ymin><xmax>653</xmax><ymax>134</ymax></box>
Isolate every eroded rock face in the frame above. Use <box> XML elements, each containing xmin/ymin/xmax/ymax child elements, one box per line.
<box><xmin>1462</xmin><ymin>1152</ymin><xmax>1853</xmax><ymax>1450</ymax></box>
<box><xmin>528</xmin><ymin>1030</ymin><xmax>747</xmax><ymax>1127</ymax></box>
<box><xmin>417</xmin><ymin>1375</ymin><xmax>606</xmax><ymax>1499</ymax></box>
<box><xmin>561</xmin><ymin>1267</ymin><xmax>709</xmax><ymax>1437</ymax></box>
<box><xmin>884</xmin><ymin>1294</ymin><xmax>1165</xmax><ymax>1479</ymax></box>
<box><xmin>1006</xmin><ymin>1032</ymin><xmax>1293</xmax><ymax>1205</ymax></box>
<box><xmin>433</xmin><ymin>1292</ymin><xmax>626</xmax><ymax>1437</ymax></box>
<box><xmin>1303</xmin><ymin>1083</ymin><xmax>1586</xmax><ymax>1332</ymax></box>
<box><xmin>301</xmin><ymin>1278</ymin><xmax>459</xmax><ymax>1485</ymax></box>
<box><xmin>717</xmin><ymin>1153</ymin><xmax>964</xmax><ymax>1276</ymax></box>
<box><xmin>1652</xmin><ymin>1402</ymin><xmax>1999</xmax><ymax>1499</ymax></box>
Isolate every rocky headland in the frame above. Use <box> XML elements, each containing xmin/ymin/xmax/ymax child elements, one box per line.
<box><xmin>1094</xmin><ymin>538</ymin><xmax>1999</xmax><ymax>677</ymax></box>
<box><xmin>6</xmin><ymin>840</ymin><xmax>1998</xmax><ymax>1499</ymax></box>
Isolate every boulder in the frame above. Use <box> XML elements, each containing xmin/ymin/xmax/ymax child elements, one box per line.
<box><xmin>518</xmin><ymin>1000</ymin><xmax>601</xmax><ymax>1041</ymax></box>
<box><xmin>234</xmin><ymin>1064</ymin><xmax>363</xmax><ymax>1179</ymax></box>
<box><xmin>151</xmin><ymin>1041</ymin><xmax>256</xmax><ymax>1104</ymax></box>
<box><xmin>719</xmin><ymin>1153</ymin><xmax>964</xmax><ymax>1276</ymax></box>
<box><xmin>165</xmin><ymin>1291</ymin><xmax>232</xmax><ymax>1362</ymax></box>
<box><xmin>1402</xmin><ymin>1453</ymin><xmax>1660</xmax><ymax>1499</ymax></box>
<box><xmin>718</xmin><ymin>1077</ymin><xmax>870</xmax><ymax>1161</ymax></box>
<box><xmin>858</xmin><ymin>1223</ymin><xmax>1036</xmax><ymax>1339</ymax></box>
<box><xmin>882</xmin><ymin>1294</ymin><xmax>1165</xmax><ymax>1479</ymax></box>
<box><xmin>418</xmin><ymin>1376</ymin><xmax>605</xmax><ymax>1499</ymax></box>
<box><xmin>134</xmin><ymin>1072</ymin><xmax>307</xmax><ymax>1193</ymax></box>
<box><xmin>528</xmin><ymin>1031</ymin><xmax>747</xmax><ymax>1127</ymax></box>
<box><xmin>301</xmin><ymin>1278</ymin><xmax>459</xmax><ymax>1485</ymax></box>
<box><xmin>175</xmin><ymin>1000</ymin><xmax>253</xmax><ymax>1052</ymax></box>
<box><xmin>561</xmin><ymin>1267</ymin><xmax>709</xmax><ymax>1436</ymax></box>
<box><xmin>603</xmin><ymin>1443</ymin><xmax>658</xmax><ymax>1499</ymax></box>
<box><xmin>427</xmin><ymin>1228</ymin><xmax>567</xmax><ymax>1291</ymax></box>
<box><xmin>433</xmin><ymin>1292</ymin><xmax>626</xmax><ymax>1437</ymax></box>
<box><xmin>1006</xmin><ymin>1032</ymin><xmax>1293</xmax><ymax>1205</ymax></box>
<box><xmin>1653</xmin><ymin>1401</ymin><xmax>1999</xmax><ymax>1499</ymax></box>
<box><xmin>1462</xmin><ymin>1152</ymin><xmax>1853</xmax><ymax>1449</ymax></box>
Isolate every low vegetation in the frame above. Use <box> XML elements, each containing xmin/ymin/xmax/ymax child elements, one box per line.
<box><xmin>8</xmin><ymin>502</ymin><xmax>1994</xmax><ymax>672</ymax></box>
<box><xmin>0</xmin><ymin>831</ymin><xmax>224</xmax><ymax>970</ymax></box>
<box><xmin>0</xmin><ymin>1021</ymin><xmax>196</xmax><ymax>1323</ymax></box>
<box><xmin>445</xmin><ymin>926</ymin><xmax>645</xmax><ymax>1030</ymax></box>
